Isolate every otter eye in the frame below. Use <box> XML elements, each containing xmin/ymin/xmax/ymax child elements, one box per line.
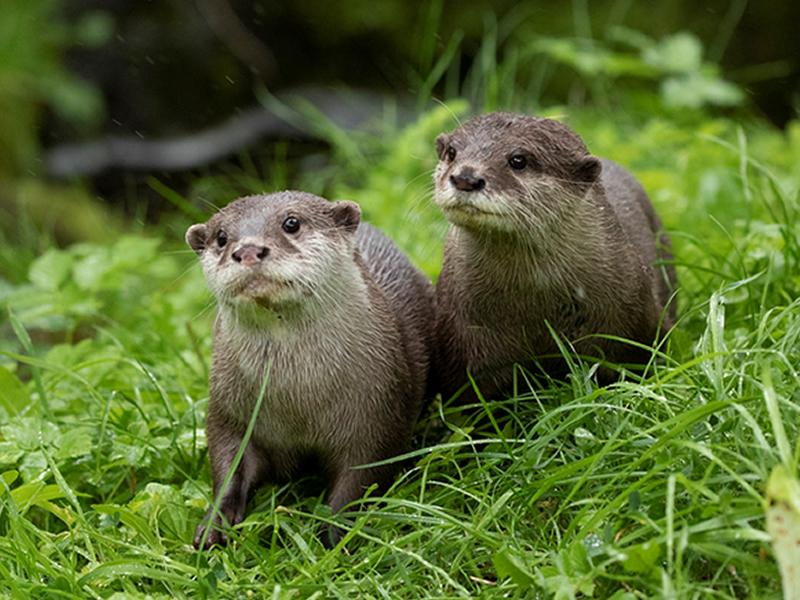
<box><xmin>446</xmin><ymin>146</ymin><xmax>457</xmax><ymax>162</ymax></box>
<box><xmin>508</xmin><ymin>154</ymin><xmax>527</xmax><ymax>170</ymax></box>
<box><xmin>216</xmin><ymin>230</ymin><xmax>228</xmax><ymax>247</ymax></box>
<box><xmin>282</xmin><ymin>216</ymin><xmax>300</xmax><ymax>234</ymax></box>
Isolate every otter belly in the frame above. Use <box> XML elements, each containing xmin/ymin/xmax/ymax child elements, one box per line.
<box><xmin>225</xmin><ymin>328</ymin><xmax>402</xmax><ymax>458</ymax></box>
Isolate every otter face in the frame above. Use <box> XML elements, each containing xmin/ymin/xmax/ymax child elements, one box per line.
<box><xmin>433</xmin><ymin>112</ymin><xmax>601</xmax><ymax>234</ymax></box>
<box><xmin>186</xmin><ymin>192</ymin><xmax>360</xmax><ymax>319</ymax></box>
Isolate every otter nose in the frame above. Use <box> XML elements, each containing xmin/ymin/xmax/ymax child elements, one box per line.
<box><xmin>232</xmin><ymin>244</ymin><xmax>269</xmax><ymax>266</ymax></box>
<box><xmin>450</xmin><ymin>169</ymin><xmax>486</xmax><ymax>192</ymax></box>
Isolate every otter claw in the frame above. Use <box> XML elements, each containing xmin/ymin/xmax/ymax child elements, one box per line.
<box><xmin>193</xmin><ymin>507</ymin><xmax>242</xmax><ymax>549</ymax></box>
<box><xmin>193</xmin><ymin>523</ymin><xmax>228</xmax><ymax>549</ymax></box>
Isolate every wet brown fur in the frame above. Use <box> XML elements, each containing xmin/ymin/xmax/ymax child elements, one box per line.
<box><xmin>186</xmin><ymin>191</ymin><xmax>434</xmax><ymax>548</ymax></box>
<box><xmin>433</xmin><ymin>112</ymin><xmax>677</xmax><ymax>398</ymax></box>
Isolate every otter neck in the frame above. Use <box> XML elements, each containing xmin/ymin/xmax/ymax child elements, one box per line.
<box><xmin>219</xmin><ymin>258</ymin><xmax>369</xmax><ymax>337</ymax></box>
<box><xmin>454</xmin><ymin>194</ymin><xmax>610</xmax><ymax>287</ymax></box>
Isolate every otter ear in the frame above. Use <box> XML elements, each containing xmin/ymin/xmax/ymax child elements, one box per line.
<box><xmin>574</xmin><ymin>155</ymin><xmax>601</xmax><ymax>184</ymax></box>
<box><xmin>435</xmin><ymin>134</ymin><xmax>449</xmax><ymax>160</ymax></box>
<box><xmin>331</xmin><ymin>201</ymin><xmax>361</xmax><ymax>233</ymax></box>
<box><xmin>185</xmin><ymin>223</ymin><xmax>208</xmax><ymax>255</ymax></box>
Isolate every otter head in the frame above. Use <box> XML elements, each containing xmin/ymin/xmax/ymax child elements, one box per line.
<box><xmin>433</xmin><ymin>112</ymin><xmax>601</xmax><ymax>236</ymax></box>
<box><xmin>186</xmin><ymin>191</ymin><xmax>360</xmax><ymax>324</ymax></box>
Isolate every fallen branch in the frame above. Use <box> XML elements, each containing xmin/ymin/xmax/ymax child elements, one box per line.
<box><xmin>45</xmin><ymin>87</ymin><xmax>401</xmax><ymax>177</ymax></box>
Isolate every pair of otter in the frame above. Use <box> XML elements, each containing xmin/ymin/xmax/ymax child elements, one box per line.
<box><xmin>186</xmin><ymin>112</ymin><xmax>677</xmax><ymax>548</ymax></box>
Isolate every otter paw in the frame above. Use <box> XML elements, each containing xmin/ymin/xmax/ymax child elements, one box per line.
<box><xmin>193</xmin><ymin>507</ymin><xmax>243</xmax><ymax>550</ymax></box>
<box><xmin>193</xmin><ymin>521</ymin><xmax>228</xmax><ymax>550</ymax></box>
<box><xmin>320</xmin><ymin>522</ymin><xmax>347</xmax><ymax>549</ymax></box>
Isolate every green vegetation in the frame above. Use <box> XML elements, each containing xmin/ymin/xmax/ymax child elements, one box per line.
<box><xmin>0</xmin><ymin>0</ymin><xmax>108</xmax><ymax>177</ymax></box>
<box><xmin>2</xmin><ymin>103</ymin><xmax>799</xmax><ymax>598</ymax></box>
<box><xmin>2</xmin><ymin>5</ymin><xmax>800</xmax><ymax>599</ymax></box>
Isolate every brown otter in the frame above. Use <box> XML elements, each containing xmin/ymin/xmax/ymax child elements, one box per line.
<box><xmin>432</xmin><ymin>112</ymin><xmax>677</xmax><ymax>398</ymax></box>
<box><xmin>185</xmin><ymin>191</ymin><xmax>434</xmax><ymax>548</ymax></box>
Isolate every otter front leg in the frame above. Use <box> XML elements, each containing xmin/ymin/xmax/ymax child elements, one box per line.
<box><xmin>194</xmin><ymin>424</ymin><xmax>267</xmax><ymax>549</ymax></box>
<box><xmin>323</xmin><ymin>461</ymin><xmax>398</xmax><ymax>548</ymax></box>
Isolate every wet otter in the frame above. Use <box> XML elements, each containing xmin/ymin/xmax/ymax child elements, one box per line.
<box><xmin>186</xmin><ymin>191</ymin><xmax>434</xmax><ymax>548</ymax></box>
<box><xmin>432</xmin><ymin>112</ymin><xmax>676</xmax><ymax>398</ymax></box>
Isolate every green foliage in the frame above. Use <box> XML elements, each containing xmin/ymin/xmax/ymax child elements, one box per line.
<box><xmin>1</xmin><ymin>100</ymin><xmax>799</xmax><ymax>596</ymax></box>
<box><xmin>416</xmin><ymin>11</ymin><xmax>749</xmax><ymax>118</ymax></box>
<box><xmin>2</xmin><ymin>235</ymin><xmax>204</xmax><ymax>342</ymax></box>
<box><xmin>1</xmin><ymin>3</ymin><xmax>800</xmax><ymax>590</ymax></box>
<box><xmin>0</xmin><ymin>0</ymin><xmax>108</xmax><ymax>176</ymax></box>
<box><xmin>534</xmin><ymin>30</ymin><xmax>744</xmax><ymax>109</ymax></box>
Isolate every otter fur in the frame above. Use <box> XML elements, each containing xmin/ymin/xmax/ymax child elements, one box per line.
<box><xmin>186</xmin><ymin>191</ymin><xmax>434</xmax><ymax>548</ymax></box>
<box><xmin>432</xmin><ymin>112</ymin><xmax>677</xmax><ymax>398</ymax></box>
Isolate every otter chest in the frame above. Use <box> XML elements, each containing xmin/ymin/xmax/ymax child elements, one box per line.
<box><xmin>226</xmin><ymin>324</ymin><xmax>394</xmax><ymax>450</ymax></box>
<box><xmin>466</xmin><ymin>281</ymin><xmax>592</xmax><ymax>345</ymax></box>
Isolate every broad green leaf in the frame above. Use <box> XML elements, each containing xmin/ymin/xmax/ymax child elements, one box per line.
<box><xmin>72</xmin><ymin>249</ymin><xmax>111</xmax><ymax>291</ymax></box>
<box><xmin>19</xmin><ymin>451</ymin><xmax>48</xmax><ymax>482</ymax></box>
<box><xmin>643</xmin><ymin>32</ymin><xmax>702</xmax><ymax>73</ymax></box>
<box><xmin>537</xmin><ymin>564</ymin><xmax>595</xmax><ymax>599</ymax></box>
<box><xmin>493</xmin><ymin>548</ymin><xmax>535</xmax><ymax>587</ymax></box>
<box><xmin>2</xmin><ymin>418</ymin><xmax>60</xmax><ymax>450</ymax></box>
<box><xmin>9</xmin><ymin>482</ymin><xmax>65</xmax><ymax>512</ymax></box>
<box><xmin>620</xmin><ymin>540</ymin><xmax>660</xmax><ymax>574</ymax></box>
<box><xmin>566</xmin><ymin>541</ymin><xmax>591</xmax><ymax>574</ymax></box>
<box><xmin>56</xmin><ymin>428</ymin><xmax>93</xmax><ymax>459</ymax></box>
<box><xmin>93</xmin><ymin>503</ymin><xmax>162</xmax><ymax>549</ymax></box>
<box><xmin>661</xmin><ymin>73</ymin><xmax>743</xmax><ymax>109</ymax></box>
<box><xmin>0</xmin><ymin>469</ymin><xmax>18</xmax><ymax>486</ymax></box>
<box><xmin>112</xmin><ymin>236</ymin><xmax>160</xmax><ymax>269</ymax></box>
<box><xmin>28</xmin><ymin>249</ymin><xmax>74</xmax><ymax>291</ymax></box>
<box><xmin>0</xmin><ymin>442</ymin><xmax>23</xmax><ymax>464</ymax></box>
<box><xmin>36</xmin><ymin>499</ymin><xmax>74</xmax><ymax>525</ymax></box>
<box><xmin>0</xmin><ymin>366</ymin><xmax>28</xmax><ymax>417</ymax></box>
<box><xmin>129</xmin><ymin>482</ymin><xmax>187</xmax><ymax>539</ymax></box>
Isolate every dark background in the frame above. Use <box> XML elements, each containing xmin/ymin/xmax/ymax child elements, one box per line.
<box><xmin>56</xmin><ymin>0</ymin><xmax>797</xmax><ymax>142</ymax></box>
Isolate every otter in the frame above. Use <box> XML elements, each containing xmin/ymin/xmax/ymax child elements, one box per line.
<box><xmin>432</xmin><ymin>112</ymin><xmax>677</xmax><ymax>398</ymax></box>
<box><xmin>185</xmin><ymin>191</ymin><xmax>434</xmax><ymax>548</ymax></box>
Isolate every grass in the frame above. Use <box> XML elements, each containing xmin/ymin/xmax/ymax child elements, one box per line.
<box><xmin>2</xmin><ymin>89</ymin><xmax>800</xmax><ymax>600</ymax></box>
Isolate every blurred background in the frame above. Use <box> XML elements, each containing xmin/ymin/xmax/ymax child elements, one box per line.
<box><xmin>1</xmin><ymin>0</ymin><xmax>798</xmax><ymax>278</ymax></box>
